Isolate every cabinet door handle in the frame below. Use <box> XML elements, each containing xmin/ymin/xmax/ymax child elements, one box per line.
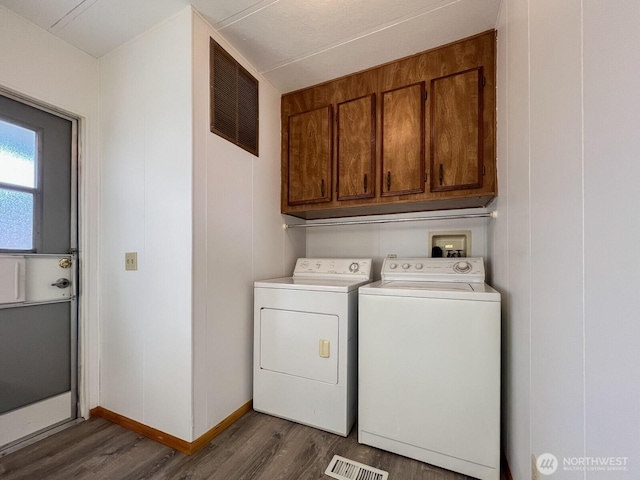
<box><xmin>439</xmin><ymin>164</ymin><xmax>444</xmax><ymax>186</ymax></box>
<box><xmin>386</xmin><ymin>171</ymin><xmax>391</xmax><ymax>191</ymax></box>
<box><xmin>364</xmin><ymin>174</ymin><xmax>368</xmax><ymax>193</ymax></box>
<box><xmin>321</xmin><ymin>179</ymin><xmax>325</xmax><ymax>197</ymax></box>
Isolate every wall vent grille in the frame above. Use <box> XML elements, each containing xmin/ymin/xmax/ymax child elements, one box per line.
<box><xmin>210</xmin><ymin>38</ymin><xmax>259</xmax><ymax>156</ymax></box>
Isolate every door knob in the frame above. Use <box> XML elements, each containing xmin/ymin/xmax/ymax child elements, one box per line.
<box><xmin>51</xmin><ymin>278</ymin><xmax>70</xmax><ymax>289</ymax></box>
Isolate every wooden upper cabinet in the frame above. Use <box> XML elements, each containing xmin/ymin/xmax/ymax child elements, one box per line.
<box><xmin>280</xmin><ymin>31</ymin><xmax>496</xmax><ymax>219</ymax></box>
<box><xmin>381</xmin><ymin>82</ymin><xmax>425</xmax><ymax>197</ymax></box>
<box><xmin>337</xmin><ymin>94</ymin><xmax>376</xmax><ymax>201</ymax></box>
<box><xmin>430</xmin><ymin>67</ymin><xmax>483</xmax><ymax>192</ymax></box>
<box><xmin>287</xmin><ymin>106</ymin><xmax>332</xmax><ymax>205</ymax></box>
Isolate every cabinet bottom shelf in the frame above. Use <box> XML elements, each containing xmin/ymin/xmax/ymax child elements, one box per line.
<box><xmin>282</xmin><ymin>194</ymin><xmax>496</xmax><ymax>220</ymax></box>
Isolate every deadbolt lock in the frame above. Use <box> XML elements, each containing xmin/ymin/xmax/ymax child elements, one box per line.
<box><xmin>59</xmin><ymin>258</ymin><xmax>72</xmax><ymax>269</ymax></box>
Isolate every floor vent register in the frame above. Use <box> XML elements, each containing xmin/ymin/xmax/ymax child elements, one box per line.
<box><xmin>325</xmin><ymin>455</ymin><xmax>389</xmax><ymax>480</ymax></box>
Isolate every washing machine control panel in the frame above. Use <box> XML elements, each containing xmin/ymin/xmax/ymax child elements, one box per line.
<box><xmin>294</xmin><ymin>258</ymin><xmax>373</xmax><ymax>280</ymax></box>
<box><xmin>382</xmin><ymin>257</ymin><xmax>485</xmax><ymax>283</ymax></box>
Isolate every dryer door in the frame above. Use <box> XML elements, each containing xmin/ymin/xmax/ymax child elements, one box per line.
<box><xmin>259</xmin><ymin>308</ymin><xmax>338</xmax><ymax>384</ymax></box>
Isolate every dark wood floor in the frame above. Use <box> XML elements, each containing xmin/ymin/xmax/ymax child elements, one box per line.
<box><xmin>0</xmin><ymin>411</ymin><xmax>478</xmax><ymax>480</ymax></box>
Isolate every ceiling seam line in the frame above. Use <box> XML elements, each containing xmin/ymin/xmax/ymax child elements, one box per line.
<box><xmin>216</xmin><ymin>0</ymin><xmax>282</xmax><ymax>30</ymax></box>
<box><xmin>257</xmin><ymin>0</ymin><xmax>461</xmax><ymax>75</ymax></box>
<box><xmin>49</xmin><ymin>0</ymin><xmax>97</xmax><ymax>30</ymax></box>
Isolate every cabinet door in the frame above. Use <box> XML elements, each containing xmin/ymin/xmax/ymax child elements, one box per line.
<box><xmin>430</xmin><ymin>67</ymin><xmax>483</xmax><ymax>191</ymax></box>
<box><xmin>381</xmin><ymin>83</ymin><xmax>425</xmax><ymax>197</ymax></box>
<box><xmin>337</xmin><ymin>94</ymin><xmax>375</xmax><ymax>201</ymax></box>
<box><xmin>287</xmin><ymin>106</ymin><xmax>332</xmax><ymax>205</ymax></box>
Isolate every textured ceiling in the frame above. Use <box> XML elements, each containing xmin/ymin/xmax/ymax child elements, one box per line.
<box><xmin>0</xmin><ymin>0</ymin><xmax>501</xmax><ymax>92</ymax></box>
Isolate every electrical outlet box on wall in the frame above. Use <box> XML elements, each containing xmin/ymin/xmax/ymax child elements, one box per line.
<box><xmin>428</xmin><ymin>231</ymin><xmax>471</xmax><ymax>258</ymax></box>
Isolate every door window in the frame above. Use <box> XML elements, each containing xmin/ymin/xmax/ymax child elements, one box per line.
<box><xmin>0</xmin><ymin>118</ymin><xmax>39</xmax><ymax>251</ymax></box>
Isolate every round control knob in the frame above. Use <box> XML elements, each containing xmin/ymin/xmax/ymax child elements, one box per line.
<box><xmin>402</xmin><ymin>263</ymin><xmax>411</xmax><ymax>270</ymax></box>
<box><xmin>349</xmin><ymin>262</ymin><xmax>359</xmax><ymax>272</ymax></box>
<box><xmin>415</xmin><ymin>263</ymin><xmax>423</xmax><ymax>270</ymax></box>
<box><xmin>389</xmin><ymin>263</ymin><xmax>398</xmax><ymax>270</ymax></box>
<box><xmin>454</xmin><ymin>261</ymin><xmax>472</xmax><ymax>273</ymax></box>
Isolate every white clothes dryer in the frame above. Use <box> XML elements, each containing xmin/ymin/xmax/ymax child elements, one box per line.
<box><xmin>358</xmin><ymin>257</ymin><xmax>501</xmax><ymax>480</ymax></box>
<box><xmin>253</xmin><ymin>258</ymin><xmax>372</xmax><ymax>436</ymax></box>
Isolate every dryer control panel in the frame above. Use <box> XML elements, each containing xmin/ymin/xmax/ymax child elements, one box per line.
<box><xmin>381</xmin><ymin>257</ymin><xmax>485</xmax><ymax>283</ymax></box>
<box><xmin>293</xmin><ymin>258</ymin><xmax>372</xmax><ymax>280</ymax></box>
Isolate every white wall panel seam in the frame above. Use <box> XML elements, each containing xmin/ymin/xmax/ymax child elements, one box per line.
<box><xmin>496</xmin><ymin>0</ymin><xmax>511</xmax><ymax>464</ymax></box>
<box><xmin>579</xmin><ymin>1</ymin><xmax>586</xmax><ymax>476</ymax></box>
<box><xmin>526</xmin><ymin>0</ymin><xmax>532</xmax><ymax>468</ymax></box>
<box><xmin>188</xmin><ymin>8</ymin><xmax>196</xmax><ymax>440</ymax></box>
<box><xmin>142</xmin><ymin>43</ymin><xmax>148</xmax><ymax>426</ymax></box>
<box><xmin>205</xmin><ymin>18</ymin><xmax>211</xmax><ymax>435</ymax></box>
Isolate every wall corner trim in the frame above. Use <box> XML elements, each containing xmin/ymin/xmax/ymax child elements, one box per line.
<box><xmin>90</xmin><ymin>400</ymin><xmax>253</xmax><ymax>455</ymax></box>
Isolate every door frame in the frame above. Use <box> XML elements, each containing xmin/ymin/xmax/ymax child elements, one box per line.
<box><xmin>0</xmin><ymin>86</ymin><xmax>86</xmax><ymax>453</ymax></box>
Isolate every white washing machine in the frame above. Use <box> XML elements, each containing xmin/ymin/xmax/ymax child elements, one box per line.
<box><xmin>253</xmin><ymin>258</ymin><xmax>372</xmax><ymax>436</ymax></box>
<box><xmin>358</xmin><ymin>257</ymin><xmax>501</xmax><ymax>480</ymax></box>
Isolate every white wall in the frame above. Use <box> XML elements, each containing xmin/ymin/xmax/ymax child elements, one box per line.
<box><xmin>0</xmin><ymin>5</ymin><xmax>101</xmax><ymax>416</ymax></box>
<box><xmin>99</xmin><ymin>8</ymin><xmax>194</xmax><ymax>440</ymax></box>
<box><xmin>191</xmin><ymin>10</ymin><xmax>304</xmax><ymax>439</ymax></box>
<box><xmin>583</xmin><ymin>1</ymin><xmax>640</xmax><ymax>475</ymax></box>
<box><xmin>306</xmin><ymin>209</ymin><xmax>489</xmax><ymax>278</ymax></box>
<box><xmin>529</xmin><ymin>2</ymin><xmax>584</xmax><ymax>474</ymax></box>
<box><xmin>491</xmin><ymin>1</ymin><xmax>640</xmax><ymax>478</ymax></box>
